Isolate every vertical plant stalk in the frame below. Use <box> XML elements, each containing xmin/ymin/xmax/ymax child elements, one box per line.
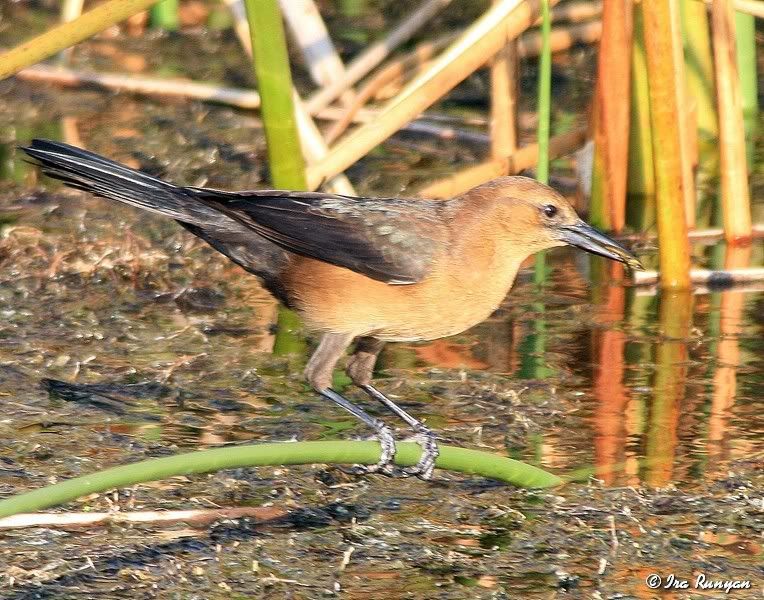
<box><xmin>641</xmin><ymin>0</ymin><xmax>691</xmax><ymax>289</ymax></box>
<box><xmin>150</xmin><ymin>0</ymin><xmax>180</xmax><ymax>31</ymax></box>
<box><xmin>224</xmin><ymin>0</ymin><xmax>354</xmax><ymax>195</ymax></box>
<box><xmin>535</xmin><ymin>0</ymin><xmax>552</xmax><ymax>186</ymax></box>
<box><xmin>680</xmin><ymin>0</ymin><xmax>717</xmax><ymax>142</ymax></box>
<box><xmin>626</xmin><ymin>3</ymin><xmax>655</xmax><ymax>224</ymax></box>
<box><xmin>0</xmin><ymin>0</ymin><xmax>163</xmax><ymax>80</ymax></box>
<box><xmin>243</xmin><ymin>0</ymin><xmax>309</xmax><ymax>356</ymax></box>
<box><xmin>521</xmin><ymin>0</ymin><xmax>552</xmax><ymax>381</ymax></box>
<box><xmin>711</xmin><ymin>0</ymin><xmax>752</xmax><ymax>243</ymax></box>
<box><xmin>680</xmin><ymin>0</ymin><xmax>716</xmax><ymax>230</ymax></box>
<box><xmin>669</xmin><ymin>1</ymin><xmax>697</xmax><ymax>230</ymax></box>
<box><xmin>279</xmin><ymin>0</ymin><xmax>349</xmax><ymax>98</ymax></box>
<box><xmin>590</xmin><ymin>0</ymin><xmax>633</xmax><ymax>232</ymax></box>
<box><xmin>243</xmin><ymin>0</ymin><xmax>306</xmax><ymax>189</ymax></box>
<box><xmin>734</xmin><ymin>11</ymin><xmax>758</xmax><ymax>138</ymax></box>
<box><xmin>534</xmin><ymin>0</ymin><xmax>552</xmax><ymax>281</ymax></box>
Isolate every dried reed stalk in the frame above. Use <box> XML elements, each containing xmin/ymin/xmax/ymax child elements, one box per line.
<box><xmin>0</xmin><ymin>507</ymin><xmax>287</xmax><ymax>530</ymax></box>
<box><xmin>327</xmin><ymin>19</ymin><xmax>601</xmax><ymax>143</ymax></box>
<box><xmin>417</xmin><ymin>127</ymin><xmax>587</xmax><ymax>198</ymax></box>
<box><xmin>711</xmin><ymin>0</ymin><xmax>752</xmax><ymax>242</ymax></box>
<box><xmin>0</xmin><ymin>0</ymin><xmax>162</xmax><ymax>79</ymax></box>
<box><xmin>15</xmin><ymin>65</ymin><xmax>487</xmax><ymax>147</ymax></box>
<box><xmin>308</xmin><ymin>0</ymin><xmax>556</xmax><ymax>188</ymax></box>
<box><xmin>490</xmin><ymin>0</ymin><xmax>519</xmax><ymax>162</ymax></box>
<box><xmin>279</xmin><ymin>0</ymin><xmax>349</xmax><ymax>95</ymax></box>
<box><xmin>305</xmin><ymin>0</ymin><xmax>453</xmax><ymax>114</ymax></box>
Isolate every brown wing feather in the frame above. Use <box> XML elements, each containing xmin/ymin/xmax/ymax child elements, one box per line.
<box><xmin>186</xmin><ymin>188</ymin><xmax>450</xmax><ymax>284</ymax></box>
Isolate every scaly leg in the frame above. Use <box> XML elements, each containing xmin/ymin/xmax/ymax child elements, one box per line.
<box><xmin>305</xmin><ymin>333</ymin><xmax>396</xmax><ymax>475</ymax></box>
<box><xmin>347</xmin><ymin>337</ymin><xmax>439</xmax><ymax>479</ymax></box>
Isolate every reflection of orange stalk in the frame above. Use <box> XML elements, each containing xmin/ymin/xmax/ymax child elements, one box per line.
<box><xmin>592</xmin><ymin>262</ymin><xmax>628</xmax><ymax>485</ymax></box>
<box><xmin>707</xmin><ymin>245</ymin><xmax>751</xmax><ymax>472</ymax></box>
<box><xmin>645</xmin><ymin>290</ymin><xmax>692</xmax><ymax>486</ymax></box>
<box><xmin>413</xmin><ymin>340</ymin><xmax>489</xmax><ymax>370</ymax></box>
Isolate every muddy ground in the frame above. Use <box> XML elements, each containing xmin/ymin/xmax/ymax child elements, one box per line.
<box><xmin>0</xmin><ymin>6</ymin><xmax>762</xmax><ymax>599</ymax></box>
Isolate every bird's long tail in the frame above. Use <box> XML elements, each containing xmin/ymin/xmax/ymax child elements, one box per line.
<box><xmin>22</xmin><ymin>139</ymin><xmax>291</xmax><ymax>301</ymax></box>
<box><xmin>22</xmin><ymin>139</ymin><xmax>222</xmax><ymax>227</ymax></box>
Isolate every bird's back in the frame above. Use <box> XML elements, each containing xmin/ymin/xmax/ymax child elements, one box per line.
<box><xmin>279</xmin><ymin>193</ymin><xmax>526</xmax><ymax>341</ymax></box>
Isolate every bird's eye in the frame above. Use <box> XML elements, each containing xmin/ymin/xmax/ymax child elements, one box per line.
<box><xmin>543</xmin><ymin>204</ymin><xmax>558</xmax><ymax>218</ymax></box>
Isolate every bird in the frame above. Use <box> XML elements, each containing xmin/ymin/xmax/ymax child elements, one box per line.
<box><xmin>22</xmin><ymin>139</ymin><xmax>643</xmax><ymax>479</ymax></box>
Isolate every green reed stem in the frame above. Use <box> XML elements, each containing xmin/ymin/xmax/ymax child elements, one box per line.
<box><xmin>0</xmin><ymin>442</ymin><xmax>562</xmax><ymax>518</ymax></box>
<box><xmin>680</xmin><ymin>0</ymin><xmax>717</xmax><ymax>142</ymax></box>
<box><xmin>243</xmin><ymin>0</ymin><xmax>306</xmax><ymax>189</ymax></box>
<box><xmin>150</xmin><ymin>0</ymin><xmax>180</xmax><ymax>31</ymax></box>
<box><xmin>242</xmin><ymin>0</ymin><xmax>308</xmax><ymax>350</ymax></box>
<box><xmin>734</xmin><ymin>11</ymin><xmax>758</xmax><ymax>145</ymax></box>
<box><xmin>626</xmin><ymin>3</ymin><xmax>655</xmax><ymax>227</ymax></box>
<box><xmin>535</xmin><ymin>0</ymin><xmax>552</xmax><ymax>186</ymax></box>
<box><xmin>534</xmin><ymin>0</ymin><xmax>552</xmax><ymax>279</ymax></box>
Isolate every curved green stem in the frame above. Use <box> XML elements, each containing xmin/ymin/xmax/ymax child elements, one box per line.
<box><xmin>0</xmin><ymin>442</ymin><xmax>561</xmax><ymax>518</ymax></box>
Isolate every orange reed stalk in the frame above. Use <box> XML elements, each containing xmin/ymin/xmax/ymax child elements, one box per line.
<box><xmin>641</xmin><ymin>0</ymin><xmax>691</xmax><ymax>289</ymax></box>
<box><xmin>590</xmin><ymin>0</ymin><xmax>633</xmax><ymax>232</ymax></box>
<box><xmin>711</xmin><ymin>0</ymin><xmax>752</xmax><ymax>243</ymax></box>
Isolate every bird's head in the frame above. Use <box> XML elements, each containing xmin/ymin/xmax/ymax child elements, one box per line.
<box><xmin>475</xmin><ymin>176</ymin><xmax>644</xmax><ymax>271</ymax></box>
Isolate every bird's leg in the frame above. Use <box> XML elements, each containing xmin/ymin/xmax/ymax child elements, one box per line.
<box><xmin>305</xmin><ymin>333</ymin><xmax>396</xmax><ymax>475</ymax></box>
<box><xmin>347</xmin><ymin>337</ymin><xmax>439</xmax><ymax>480</ymax></box>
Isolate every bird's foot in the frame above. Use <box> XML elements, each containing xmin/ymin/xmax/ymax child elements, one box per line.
<box><xmin>401</xmin><ymin>426</ymin><xmax>439</xmax><ymax>480</ymax></box>
<box><xmin>349</xmin><ymin>423</ymin><xmax>398</xmax><ymax>476</ymax></box>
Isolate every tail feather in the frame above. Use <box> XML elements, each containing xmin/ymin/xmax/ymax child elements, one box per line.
<box><xmin>22</xmin><ymin>139</ymin><xmax>290</xmax><ymax>302</ymax></box>
<box><xmin>23</xmin><ymin>139</ymin><xmax>222</xmax><ymax>227</ymax></box>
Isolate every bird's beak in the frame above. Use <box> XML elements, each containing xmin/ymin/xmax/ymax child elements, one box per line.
<box><xmin>560</xmin><ymin>221</ymin><xmax>644</xmax><ymax>271</ymax></box>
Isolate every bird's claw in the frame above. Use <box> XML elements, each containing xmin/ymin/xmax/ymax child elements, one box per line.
<box><xmin>349</xmin><ymin>423</ymin><xmax>398</xmax><ymax>476</ymax></box>
<box><xmin>347</xmin><ymin>424</ymin><xmax>439</xmax><ymax>480</ymax></box>
<box><xmin>401</xmin><ymin>427</ymin><xmax>439</xmax><ymax>480</ymax></box>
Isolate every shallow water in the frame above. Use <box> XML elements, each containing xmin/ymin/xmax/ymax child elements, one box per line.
<box><xmin>0</xmin><ymin>8</ymin><xmax>762</xmax><ymax>599</ymax></box>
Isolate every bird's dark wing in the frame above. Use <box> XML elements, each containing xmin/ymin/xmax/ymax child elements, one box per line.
<box><xmin>185</xmin><ymin>188</ymin><xmax>449</xmax><ymax>284</ymax></box>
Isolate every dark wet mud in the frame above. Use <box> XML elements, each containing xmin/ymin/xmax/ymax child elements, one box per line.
<box><xmin>0</xmin><ymin>7</ymin><xmax>762</xmax><ymax>599</ymax></box>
